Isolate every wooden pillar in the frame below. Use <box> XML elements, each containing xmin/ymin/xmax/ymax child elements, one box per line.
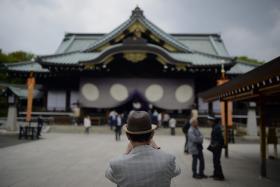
<box><xmin>224</xmin><ymin>100</ymin><xmax>229</xmax><ymax>158</ymax></box>
<box><xmin>26</xmin><ymin>72</ymin><xmax>35</xmax><ymax>123</ymax></box>
<box><xmin>258</xmin><ymin>97</ymin><xmax>267</xmax><ymax>177</ymax></box>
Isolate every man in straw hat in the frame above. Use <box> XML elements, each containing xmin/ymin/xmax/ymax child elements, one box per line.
<box><xmin>105</xmin><ymin>111</ymin><xmax>181</xmax><ymax>187</ymax></box>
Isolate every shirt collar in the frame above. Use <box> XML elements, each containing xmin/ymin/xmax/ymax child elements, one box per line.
<box><xmin>130</xmin><ymin>145</ymin><xmax>154</xmax><ymax>154</ymax></box>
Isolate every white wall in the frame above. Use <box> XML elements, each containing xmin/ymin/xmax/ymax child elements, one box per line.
<box><xmin>47</xmin><ymin>91</ymin><xmax>66</xmax><ymax>111</ymax></box>
<box><xmin>198</xmin><ymin>97</ymin><xmax>220</xmax><ymax>113</ymax></box>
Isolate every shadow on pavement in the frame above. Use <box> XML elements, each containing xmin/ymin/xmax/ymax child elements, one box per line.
<box><xmin>0</xmin><ymin>134</ymin><xmax>42</xmax><ymax>148</ymax></box>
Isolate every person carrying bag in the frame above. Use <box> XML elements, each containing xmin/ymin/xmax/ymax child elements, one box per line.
<box><xmin>207</xmin><ymin>115</ymin><xmax>225</xmax><ymax>181</ymax></box>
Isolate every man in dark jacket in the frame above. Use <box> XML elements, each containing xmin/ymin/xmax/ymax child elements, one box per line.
<box><xmin>182</xmin><ymin>120</ymin><xmax>190</xmax><ymax>153</ymax></box>
<box><xmin>207</xmin><ymin>115</ymin><xmax>225</xmax><ymax>181</ymax></box>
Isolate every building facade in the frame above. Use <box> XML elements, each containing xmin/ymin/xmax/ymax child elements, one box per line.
<box><xmin>5</xmin><ymin>7</ymin><xmax>252</xmax><ymax>123</ymax></box>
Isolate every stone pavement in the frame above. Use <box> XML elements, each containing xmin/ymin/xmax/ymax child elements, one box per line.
<box><xmin>0</xmin><ymin>132</ymin><xmax>279</xmax><ymax>187</ymax></box>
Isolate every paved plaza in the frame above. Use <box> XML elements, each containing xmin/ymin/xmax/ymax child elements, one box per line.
<box><xmin>0</xmin><ymin>131</ymin><xmax>279</xmax><ymax>187</ymax></box>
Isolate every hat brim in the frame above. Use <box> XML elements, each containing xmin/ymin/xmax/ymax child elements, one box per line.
<box><xmin>123</xmin><ymin>124</ymin><xmax>157</xmax><ymax>135</ymax></box>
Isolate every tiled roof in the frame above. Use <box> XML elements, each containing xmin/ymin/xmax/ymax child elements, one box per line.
<box><xmin>0</xmin><ymin>84</ymin><xmax>43</xmax><ymax>99</ymax></box>
<box><xmin>169</xmin><ymin>53</ymin><xmax>230</xmax><ymax>66</ymax></box>
<box><xmin>54</xmin><ymin>7</ymin><xmax>230</xmax><ymax>57</ymax></box>
<box><xmin>172</xmin><ymin>34</ymin><xmax>230</xmax><ymax>57</ymax></box>
<box><xmin>7</xmin><ymin>7</ymin><xmax>236</xmax><ymax>72</ymax></box>
<box><xmin>227</xmin><ymin>61</ymin><xmax>260</xmax><ymax>75</ymax></box>
<box><xmin>55</xmin><ymin>34</ymin><xmax>104</xmax><ymax>54</ymax></box>
<box><xmin>5</xmin><ymin>61</ymin><xmax>49</xmax><ymax>72</ymax></box>
<box><xmin>8</xmin><ymin>86</ymin><xmax>42</xmax><ymax>99</ymax></box>
<box><xmin>39</xmin><ymin>43</ymin><xmax>232</xmax><ymax>66</ymax></box>
<box><xmin>40</xmin><ymin>52</ymin><xmax>99</xmax><ymax>65</ymax></box>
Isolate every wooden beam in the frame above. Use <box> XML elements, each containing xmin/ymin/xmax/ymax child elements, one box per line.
<box><xmin>222</xmin><ymin>90</ymin><xmax>257</xmax><ymax>102</ymax></box>
<box><xmin>259</xmin><ymin>84</ymin><xmax>280</xmax><ymax>95</ymax></box>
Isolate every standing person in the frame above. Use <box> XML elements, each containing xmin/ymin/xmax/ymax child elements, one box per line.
<box><xmin>182</xmin><ymin>119</ymin><xmax>191</xmax><ymax>153</ymax></box>
<box><xmin>163</xmin><ymin>112</ymin><xmax>170</xmax><ymax>128</ymax></box>
<box><xmin>191</xmin><ymin>104</ymin><xmax>198</xmax><ymax>120</ymax></box>
<box><xmin>72</xmin><ymin>103</ymin><xmax>80</xmax><ymax>126</ymax></box>
<box><xmin>183</xmin><ymin>104</ymin><xmax>198</xmax><ymax>152</ymax></box>
<box><xmin>188</xmin><ymin>118</ymin><xmax>207</xmax><ymax>179</ymax></box>
<box><xmin>36</xmin><ymin>116</ymin><xmax>44</xmax><ymax>138</ymax></box>
<box><xmin>108</xmin><ymin>110</ymin><xmax>117</xmax><ymax>130</ymax></box>
<box><xmin>207</xmin><ymin>115</ymin><xmax>225</xmax><ymax>181</ymax></box>
<box><xmin>169</xmin><ymin>118</ymin><xmax>176</xmax><ymax>135</ymax></box>
<box><xmin>105</xmin><ymin>111</ymin><xmax>181</xmax><ymax>186</ymax></box>
<box><xmin>157</xmin><ymin>112</ymin><xmax>162</xmax><ymax>127</ymax></box>
<box><xmin>84</xmin><ymin>115</ymin><xmax>91</xmax><ymax>134</ymax></box>
<box><xmin>151</xmin><ymin>110</ymin><xmax>159</xmax><ymax>125</ymax></box>
<box><xmin>115</xmin><ymin>113</ymin><xmax>122</xmax><ymax>141</ymax></box>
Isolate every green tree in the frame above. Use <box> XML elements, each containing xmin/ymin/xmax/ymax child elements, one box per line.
<box><xmin>236</xmin><ymin>56</ymin><xmax>264</xmax><ymax>65</ymax></box>
<box><xmin>0</xmin><ymin>49</ymin><xmax>34</xmax><ymax>83</ymax></box>
<box><xmin>0</xmin><ymin>49</ymin><xmax>34</xmax><ymax>63</ymax></box>
<box><xmin>9</xmin><ymin>51</ymin><xmax>34</xmax><ymax>62</ymax></box>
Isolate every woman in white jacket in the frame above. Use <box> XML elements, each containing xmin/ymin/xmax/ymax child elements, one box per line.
<box><xmin>84</xmin><ymin>116</ymin><xmax>91</xmax><ymax>134</ymax></box>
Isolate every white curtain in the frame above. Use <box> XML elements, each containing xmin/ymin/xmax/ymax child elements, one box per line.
<box><xmin>47</xmin><ymin>91</ymin><xmax>66</xmax><ymax>111</ymax></box>
<box><xmin>198</xmin><ymin>97</ymin><xmax>208</xmax><ymax>113</ymax></box>
<box><xmin>70</xmin><ymin>91</ymin><xmax>79</xmax><ymax>106</ymax></box>
<box><xmin>213</xmin><ymin>100</ymin><xmax>221</xmax><ymax>113</ymax></box>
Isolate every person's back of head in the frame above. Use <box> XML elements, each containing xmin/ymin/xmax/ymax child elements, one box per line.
<box><xmin>124</xmin><ymin>111</ymin><xmax>157</xmax><ymax>144</ymax></box>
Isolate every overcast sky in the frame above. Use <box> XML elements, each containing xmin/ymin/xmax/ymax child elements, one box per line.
<box><xmin>0</xmin><ymin>0</ymin><xmax>279</xmax><ymax>61</ymax></box>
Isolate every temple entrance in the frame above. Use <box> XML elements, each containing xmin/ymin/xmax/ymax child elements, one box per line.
<box><xmin>115</xmin><ymin>91</ymin><xmax>150</xmax><ymax>112</ymax></box>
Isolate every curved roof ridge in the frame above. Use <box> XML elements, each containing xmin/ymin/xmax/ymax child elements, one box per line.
<box><xmin>84</xmin><ymin>19</ymin><xmax>132</xmax><ymax>52</ymax></box>
<box><xmin>84</xmin><ymin>7</ymin><xmax>192</xmax><ymax>53</ymax></box>
<box><xmin>63</xmin><ymin>35</ymin><xmax>76</xmax><ymax>53</ymax></box>
<box><xmin>84</xmin><ymin>43</ymin><xmax>187</xmax><ymax>62</ymax></box>
<box><xmin>80</xmin><ymin>43</ymin><xmax>192</xmax><ymax>65</ymax></box>
<box><xmin>139</xmin><ymin>16</ymin><xmax>191</xmax><ymax>52</ymax></box>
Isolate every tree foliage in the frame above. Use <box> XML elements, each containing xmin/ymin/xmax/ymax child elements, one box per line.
<box><xmin>236</xmin><ymin>56</ymin><xmax>264</xmax><ymax>65</ymax></box>
<box><xmin>0</xmin><ymin>49</ymin><xmax>34</xmax><ymax>63</ymax></box>
<box><xmin>0</xmin><ymin>49</ymin><xmax>34</xmax><ymax>83</ymax></box>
